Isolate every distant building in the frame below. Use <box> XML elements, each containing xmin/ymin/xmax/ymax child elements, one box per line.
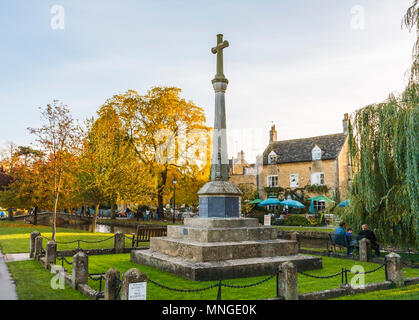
<box><xmin>229</xmin><ymin>151</ymin><xmax>257</xmax><ymax>189</ymax></box>
<box><xmin>258</xmin><ymin>114</ymin><xmax>351</xmax><ymax>209</ymax></box>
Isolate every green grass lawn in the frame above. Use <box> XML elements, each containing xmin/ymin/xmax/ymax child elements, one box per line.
<box><xmin>12</xmin><ymin>253</ymin><xmax>418</xmax><ymax>300</ymax></box>
<box><xmin>334</xmin><ymin>284</ymin><xmax>419</xmax><ymax>300</ymax></box>
<box><xmin>0</xmin><ymin>220</ymin><xmax>147</xmax><ymax>253</ymax></box>
<box><xmin>3</xmin><ymin>220</ymin><xmax>419</xmax><ymax>300</ymax></box>
<box><xmin>7</xmin><ymin>260</ymin><xmax>88</xmax><ymax>300</ymax></box>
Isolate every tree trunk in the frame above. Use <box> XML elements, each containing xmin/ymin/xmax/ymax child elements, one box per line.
<box><xmin>157</xmin><ymin>168</ymin><xmax>168</xmax><ymax>220</ymax></box>
<box><xmin>33</xmin><ymin>207</ymin><xmax>38</xmax><ymax>226</ymax></box>
<box><xmin>7</xmin><ymin>208</ymin><xmax>13</xmax><ymax>221</ymax></box>
<box><xmin>93</xmin><ymin>203</ymin><xmax>99</xmax><ymax>233</ymax></box>
<box><xmin>110</xmin><ymin>201</ymin><xmax>116</xmax><ymax>220</ymax></box>
<box><xmin>52</xmin><ymin>193</ymin><xmax>59</xmax><ymax>241</ymax></box>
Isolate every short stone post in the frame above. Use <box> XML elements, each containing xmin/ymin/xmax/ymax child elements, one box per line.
<box><xmin>45</xmin><ymin>240</ymin><xmax>57</xmax><ymax>268</ymax></box>
<box><xmin>34</xmin><ymin>236</ymin><xmax>43</xmax><ymax>260</ymax></box>
<box><xmin>120</xmin><ymin>268</ymin><xmax>147</xmax><ymax>300</ymax></box>
<box><xmin>104</xmin><ymin>267</ymin><xmax>121</xmax><ymax>300</ymax></box>
<box><xmin>290</xmin><ymin>232</ymin><xmax>300</xmax><ymax>250</ymax></box>
<box><xmin>385</xmin><ymin>253</ymin><xmax>404</xmax><ymax>287</ymax></box>
<box><xmin>277</xmin><ymin>262</ymin><xmax>298</xmax><ymax>300</ymax></box>
<box><xmin>114</xmin><ymin>232</ymin><xmax>125</xmax><ymax>254</ymax></box>
<box><xmin>72</xmin><ymin>251</ymin><xmax>89</xmax><ymax>289</ymax></box>
<box><xmin>359</xmin><ymin>238</ymin><xmax>371</xmax><ymax>262</ymax></box>
<box><xmin>30</xmin><ymin>231</ymin><xmax>41</xmax><ymax>259</ymax></box>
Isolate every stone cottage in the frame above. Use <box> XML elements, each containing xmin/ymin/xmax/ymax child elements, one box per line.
<box><xmin>258</xmin><ymin>114</ymin><xmax>351</xmax><ymax>209</ymax></box>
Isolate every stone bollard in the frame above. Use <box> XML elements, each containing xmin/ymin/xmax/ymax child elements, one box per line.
<box><xmin>72</xmin><ymin>251</ymin><xmax>89</xmax><ymax>289</ymax></box>
<box><xmin>290</xmin><ymin>232</ymin><xmax>300</xmax><ymax>250</ymax></box>
<box><xmin>34</xmin><ymin>236</ymin><xmax>44</xmax><ymax>260</ymax></box>
<box><xmin>105</xmin><ymin>267</ymin><xmax>121</xmax><ymax>300</ymax></box>
<box><xmin>114</xmin><ymin>232</ymin><xmax>125</xmax><ymax>254</ymax></box>
<box><xmin>385</xmin><ymin>253</ymin><xmax>404</xmax><ymax>287</ymax></box>
<box><xmin>277</xmin><ymin>262</ymin><xmax>298</xmax><ymax>300</ymax></box>
<box><xmin>30</xmin><ymin>231</ymin><xmax>41</xmax><ymax>259</ymax></box>
<box><xmin>359</xmin><ymin>238</ymin><xmax>371</xmax><ymax>262</ymax></box>
<box><xmin>120</xmin><ymin>268</ymin><xmax>147</xmax><ymax>300</ymax></box>
<box><xmin>45</xmin><ymin>240</ymin><xmax>57</xmax><ymax>268</ymax></box>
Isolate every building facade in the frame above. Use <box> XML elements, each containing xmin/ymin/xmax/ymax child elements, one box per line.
<box><xmin>258</xmin><ymin>114</ymin><xmax>351</xmax><ymax>207</ymax></box>
<box><xmin>228</xmin><ymin>151</ymin><xmax>257</xmax><ymax>190</ymax></box>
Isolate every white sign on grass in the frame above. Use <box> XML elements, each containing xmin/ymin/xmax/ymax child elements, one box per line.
<box><xmin>264</xmin><ymin>215</ymin><xmax>271</xmax><ymax>226</ymax></box>
<box><xmin>128</xmin><ymin>282</ymin><xmax>147</xmax><ymax>300</ymax></box>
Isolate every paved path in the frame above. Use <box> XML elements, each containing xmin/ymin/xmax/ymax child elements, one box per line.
<box><xmin>0</xmin><ymin>250</ymin><xmax>18</xmax><ymax>300</ymax></box>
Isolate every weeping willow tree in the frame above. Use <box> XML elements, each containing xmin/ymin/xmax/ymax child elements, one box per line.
<box><xmin>342</xmin><ymin>1</ymin><xmax>419</xmax><ymax>249</ymax></box>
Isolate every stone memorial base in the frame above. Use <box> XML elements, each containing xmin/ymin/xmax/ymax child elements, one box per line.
<box><xmin>131</xmin><ymin>218</ymin><xmax>322</xmax><ymax>281</ymax></box>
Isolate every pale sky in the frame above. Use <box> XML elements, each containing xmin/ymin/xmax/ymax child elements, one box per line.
<box><xmin>0</xmin><ymin>0</ymin><xmax>416</xmax><ymax>163</ymax></box>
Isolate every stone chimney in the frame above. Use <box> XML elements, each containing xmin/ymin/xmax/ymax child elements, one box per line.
<box><xmin>237</xmin><ymin>151</ymin><xmax>245</xmax><ymax>164</ymax></box>
<box><xmin>343</xmin><ymin>113</ymin><xmax>349</xmax><ymax>135</ymax></box>
<box><xmin>269</xmin><ymin>125</ymin><xmax>277</xmax><ymax>143</ymax></box>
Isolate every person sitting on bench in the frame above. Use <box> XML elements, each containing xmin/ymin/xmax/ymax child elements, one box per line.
<box><xmin>334</xmin><ymin>222</ymin><xmax>352</xmax><ymax>255</ymax></box>
<box><xmin>357</xmin><ymin>224</ymin><xmax>380</xmax><ymax>257</ymax></box>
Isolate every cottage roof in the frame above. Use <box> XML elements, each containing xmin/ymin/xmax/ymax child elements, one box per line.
<box><xmin>263</xmin><ymin>133</ymin><xmax>347</xmax><ymax>165</ymax></box>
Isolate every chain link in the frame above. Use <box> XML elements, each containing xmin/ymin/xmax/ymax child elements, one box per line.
<box><xmin>147</xmin><ymin>278</ymin><xmax>219</xmax><ymax>293</ymax></box>
<box><xmin>221</xmin><ymin>272</ymin><xmax>278</xmax><ymax>288</ymax></box>
<box><xmin>351</xmin><ymin>262</ymin><xmax>387</xmax><ymax>275</ymax></box>
<box><xmin>298</xmin><ymin>270</ymin><xmax>343</xmax><ymax>279</ymax></box>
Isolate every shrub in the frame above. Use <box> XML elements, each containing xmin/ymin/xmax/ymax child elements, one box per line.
<box><xmin>283</xmin><ymin>215</ymin><xmax>310</xmax><ymax>226</ymax></box>
<box><xmin>272</xmin><ymin>219</ymin><xmax>285</xmax><ymax>226</ymax></box>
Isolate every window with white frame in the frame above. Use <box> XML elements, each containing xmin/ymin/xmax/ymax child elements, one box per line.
<box><xmin>311</xmin><ymin>172</ymin><xmax>325</xmax><ymax>185</ymax></box>
<box><xmin>312</xmin><ymin>146</ymin><xmax>322</xmax><ymax>161</ymax></box>
<box><xmin>313</xmin><ymin>200</ymin><xmax>326</xmax><ymax>212</ymax></box>
<box><xmin>267</xmin><ymin>175</ymin><xmax>278</xmax><ymax>187</ymax></box>
<box><xmin>268</xmin><ymin>151</ymin><xmax>277</xmax><ymax>164</ymax></box>
<box><xmin>290</xmin><ymin>174</ymin><xmax>299</xmax><ymax>188</ymax></box>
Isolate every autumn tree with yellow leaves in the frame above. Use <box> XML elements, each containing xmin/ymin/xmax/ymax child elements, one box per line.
<box><xmin>102</xmin><ymin>87</ymin><xmax>211</xmax><ymax>217</ymax></box>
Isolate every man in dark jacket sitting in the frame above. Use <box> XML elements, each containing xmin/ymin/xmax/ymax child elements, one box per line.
<box><xmin>357</xmin><ymin>224</ymin><xmax>380</xmax><ymax>257</ymax></box>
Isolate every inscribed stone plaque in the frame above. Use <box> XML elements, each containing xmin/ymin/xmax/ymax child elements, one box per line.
<box><xmin>128</xmin><ymin>282</ymin><xmax>147</xmax><ymax>300</ymax></box>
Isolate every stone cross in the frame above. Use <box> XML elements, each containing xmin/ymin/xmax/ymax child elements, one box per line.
<box><xmin>211</xmin><ymin>34</ymin><xmax>229</xmax><ymax>81</ymax></box>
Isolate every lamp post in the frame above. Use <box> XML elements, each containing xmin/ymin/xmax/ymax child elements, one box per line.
<box><xmin>173</xmin><ymin>179</ymin><xmax>177</xmax><ymax>224</ymax></box>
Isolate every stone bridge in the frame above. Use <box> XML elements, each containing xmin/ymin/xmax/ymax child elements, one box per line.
<box><xmin>24</xmin><ymin>212</ymin><xmax>93</xmax><ymax>224</ymax></box>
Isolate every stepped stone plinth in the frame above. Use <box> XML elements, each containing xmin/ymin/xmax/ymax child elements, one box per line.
<box><xmin>131</xmin><ymin>218</ymin><xmax>322</xmax><ymax>281</ymax></box>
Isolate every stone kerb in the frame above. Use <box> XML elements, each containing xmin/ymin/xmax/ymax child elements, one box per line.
<box><xmin>359</xmin><ymin>238</ymin><xmax>372</xmax><ymax>262</ymax></box>
<box><xmin>120</xmin><ymin>268</ymin><xmax>147</xmax><ymax>300</ymax></box>
<box><xmin>114</xmin><ymin>232</ymin><xmax>125</xmax><ymax>254</ymax></box>
<box><xmin>385</xmin><ymin>252</ymin><xmax>404</xmax><ymax>287</ymax></box>
<box><xmin>277</xmin><ymin>261</ymin><xmax>298</xmax><ymax>300</ymax></box>
<box><xmin>105</xmin><ymin>267</ymin><xmax>121</xmax><ymax>300</ymax></box>
<box><xmin>72</xmin><ymin>251</ymin><xmax>89</xmax><ymax>289</ymax></box>
<box><xmin>45</xmin><ymin>240</ymin><xmax>57</xmax><ymax>268</ymax></box>
<box><xmin>34</xmin><ymin>235</ymin><xmax>44</xmax><ymax>261</ymax></box>
<box><xmin>30</xmin><ymin>231</ymin><xmax>41</xmax><ymax>258</ymax></box>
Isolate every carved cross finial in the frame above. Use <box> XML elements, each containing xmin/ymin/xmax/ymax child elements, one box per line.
<box><xmin>211</xmin><ymin>34</ymin><xmax>229</xmax><ymax>80</ymax></box>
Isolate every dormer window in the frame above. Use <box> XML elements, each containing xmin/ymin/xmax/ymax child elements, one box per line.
<box><xmin>312</xmin><ymin>146</ymin><xmax>322</xmax><ymax>161</ymax></box>
<box><xmin>268</xmin><ymin>151</ymin><xmax>277</xmax><ymax>164</ymax></box>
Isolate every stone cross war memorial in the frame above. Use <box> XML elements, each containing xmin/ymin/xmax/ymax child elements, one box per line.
<box><xmin>131</xmin><ymin>34</ymin><xmax>322</xmax><ymax>281</ymax></box>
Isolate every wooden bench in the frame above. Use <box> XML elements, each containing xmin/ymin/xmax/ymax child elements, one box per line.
<box><xmin>328</xmin><ymin>233</ymin><xmax>359</xmax><ymax>254</ymax></box>
<box><xmin>131</xmin><ymin>227</ymin><xmax>167</xmax><ymax>247</ymax></box>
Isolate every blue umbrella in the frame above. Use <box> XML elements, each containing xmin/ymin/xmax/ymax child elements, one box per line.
<box><xmin>338</xmin><ymin>200</ymin><xmax>350</xmax><ymax>207</ymax></box>
<box><xmin>309</xmin><ymin>200</ymin><xmax>315</xmax><ymax>213</ymax></box>
<box><xmin>280</xmin><ymin>199</ymin><xmax>305</xmax><ymax>208</ymax></box>
<box><xmin>258</xmin><ymin>198</ymin><xmax>282</xmax><ymax>207</ymax></box>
